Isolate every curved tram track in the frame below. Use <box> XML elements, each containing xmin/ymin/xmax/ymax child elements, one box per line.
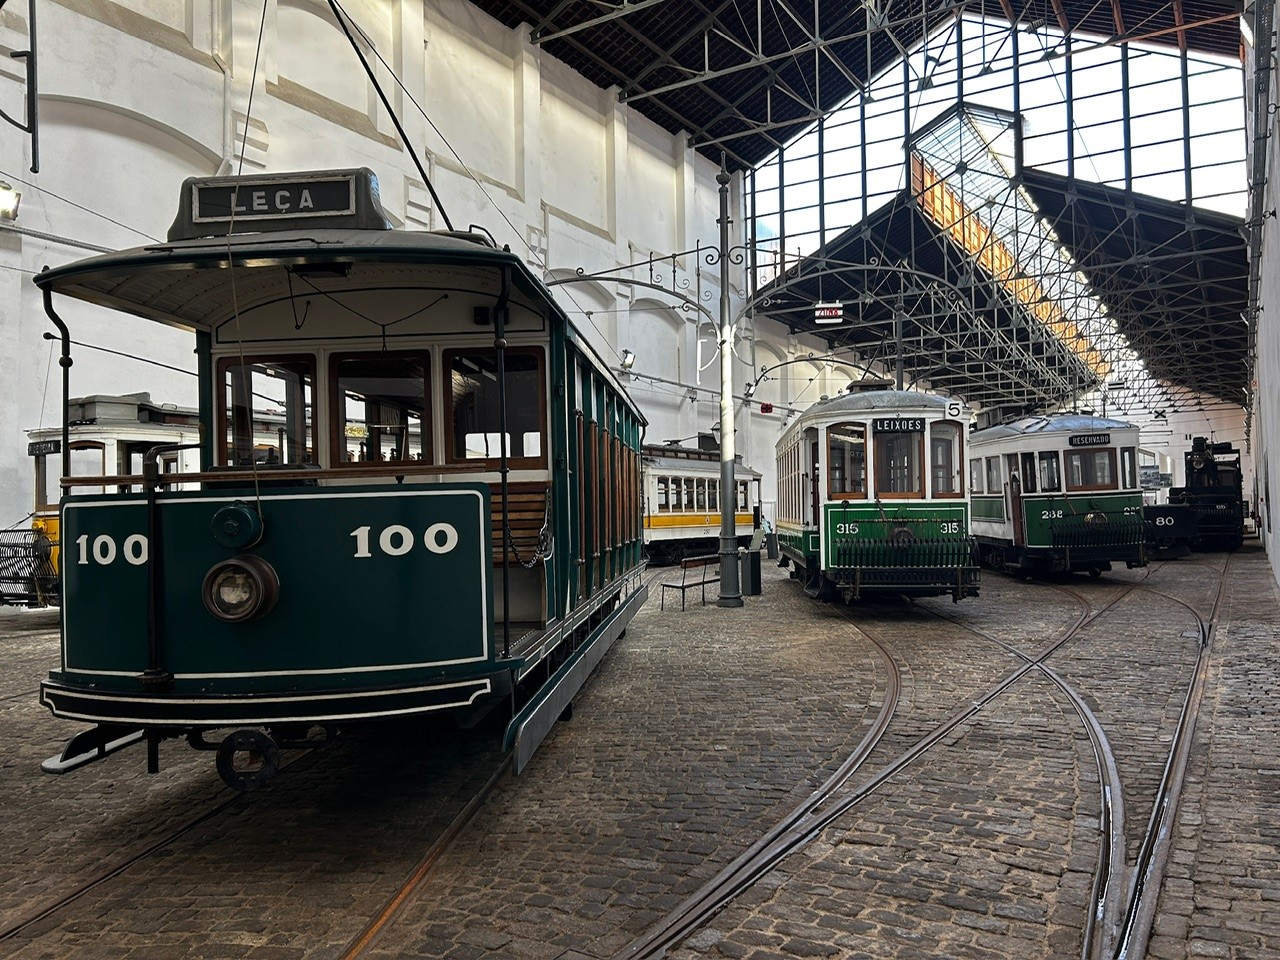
<box><xmin>610</xmin><ymin>557</ymin><xmax>1226</xmax><ymax>960</ymax></box>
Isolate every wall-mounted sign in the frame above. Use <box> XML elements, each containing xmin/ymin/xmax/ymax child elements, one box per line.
<box><xmin>27</xmin><ymin>439</ymin><xmax>61</xmax><ymax>457</ymax></box>
<box><xmin>1068</xmin><ymin>433</ymin><xmax>1111</xmax><ymax>447</ymax></box>
<box><xmin>872</xmin><ymin>418</ymin><xmax>925</xmax><ymax>432</ymax></box>
<box><xmin>814</xmin><ymin>301</ymin><xmax>844</xmax><ymax>324</ymax></box>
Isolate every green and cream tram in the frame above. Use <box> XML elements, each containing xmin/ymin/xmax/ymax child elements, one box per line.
<box><xmin>34</xmin><ymin>169</ymin><xmax>646</xmax><ymax>788</ymax></box>
<box><xmin>968</xmin><ymin>414</ymin><xmax>1146</xmax><ymax>576</ymax></box>
<box><xmin>775</xmin><ymin>383</ymin><xmax>979</xmax><ymax>602</ymax></box>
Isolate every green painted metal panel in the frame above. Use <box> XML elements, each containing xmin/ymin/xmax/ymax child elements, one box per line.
<box><xmin>971</xmin><ymin>496</ymin><xmax>1005</xmax><ymax>521</ymax></box>
<box><xmin>61</xmin><ymin>484</ymin><xmax>492</xmax><ymax>690</ymax></box>
<box><xmin>823</xmin><ymin>501</ymin><xmax>968</xmax><ymax>544</ymax></box>
<box><xmin>1022</xmin><ymin>492</ymin><xmax>1144</xmax><ymax>546</ymax></box>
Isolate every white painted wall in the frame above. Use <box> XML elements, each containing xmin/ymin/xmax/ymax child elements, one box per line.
<box><xmin>1248</xmin><ymin>13</ymin><xmax>1279</xmax><ymax>585</ymax></box>
<box><xmin>0</xmin><ymin>0</ymin><xmax>844</xmax><ymax>531</ymax></box>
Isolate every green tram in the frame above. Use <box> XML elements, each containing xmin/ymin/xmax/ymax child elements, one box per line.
<box><xmin>34</xmin><ymin>169</ymin><xmax>646</xmax><ymax>789</ymax></box>
<box><xmin>968</xmin><ymin>414</ymin><xmax>1147</xmax><ymax>576</ymax></box>
<box><xmin>774</xmin><ymin>384</ymin><xmax>979</xmax><ymax>602</ymax></box>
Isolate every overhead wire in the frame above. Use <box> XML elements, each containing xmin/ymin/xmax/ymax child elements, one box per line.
<box><xmin>326</xmin><ymin>0</ymin><xmax>625</xmax><ymax>364</ymax></box>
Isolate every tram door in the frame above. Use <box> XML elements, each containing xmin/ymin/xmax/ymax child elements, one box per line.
<box><xmin>809</xmin><ymin>436</ymin><xmax>821</xmax><ymax>527</ymax></box>
<box><xmin>1006</xmin><ymin>453</ymin><xmax>1025</xmax><ymax>546</ymax></box>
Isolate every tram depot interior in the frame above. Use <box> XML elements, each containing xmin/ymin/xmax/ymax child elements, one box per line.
<box><xmin>0</xmin><ymin>0</ymin><xmax>1278</xmax><ymax>928</ymax></box>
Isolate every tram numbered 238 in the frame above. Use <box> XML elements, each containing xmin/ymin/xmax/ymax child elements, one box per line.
<box><xmin>968</xmin><ymin>414</ymin><xmax>1147</xmax><ymax>576</ymax></box>
<box><xmin>774</xmin><ymin>383</ymin><xmax>980</xmax><ymax>603</ymax></box>
<box><xmin>34</xmin><ymin>168</ymin><xmax>646</xmax><ymax>789</ymax></box>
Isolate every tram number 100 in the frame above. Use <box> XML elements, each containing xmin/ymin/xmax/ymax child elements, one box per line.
<box><xmin>76</xmin><ymin>534</ymin><xmax>148</xmax><ymax>566</ymax></box>
<box><xmin>350</xmin><ymin>523</ymin><xmax>460</xmax><ymax>558</ymax></box>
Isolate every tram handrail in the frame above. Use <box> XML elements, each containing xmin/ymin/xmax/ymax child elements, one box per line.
<box><xmin>59</xmin><ymin>461</ymin><xmax>508</xmax><ymax>488</ymax></box>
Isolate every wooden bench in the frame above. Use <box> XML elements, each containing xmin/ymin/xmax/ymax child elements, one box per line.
<box><xmin>491</xmin><ymin>483</ymin><xmax>549</xmax><ymax>566</ymax></box>
<box><xmin>660</xmin><ymin>554</ymin><xmax>720</xmax><ymax>610</ymax></box>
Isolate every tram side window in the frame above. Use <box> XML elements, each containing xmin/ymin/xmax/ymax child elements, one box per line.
<box><xmin>221</xmin><ymin>358</ymin><xmax>314</xmax><ymax>466</ymax></box>
<box><xmin>985</xmin><ymin>456</ymin><xmax>1002</xmax><ymax>494</ymax></box>
<box><xmin>969</xmin><ymin>458</ymin><xmax>984</xmax><ymax>495</ymax></box>
<box><xmin>709</xmin><ymin>480</ymin><xmax>718</xmax><ymax>511</ymax></box>
<box><xmin>657</xmin><ymin>477</ymin><xmax>670</xmax><ymax>512</ymax></box>
<box><xmin>1121</xmin><ymin>446</ymin><xmax>1137</xmax><ymax>489</ymax></box>
<box><xmin>827</xmin><ymin>422</ymin><xmax>867</xmax><ymax>499</ymax></box>
<box><xmin>1020</xmin><ymin>452</ymin><xmax>1038</xmax><ymax>493</ymax></box>
<box><xmin>446</xmin><ymin>349</ymin><xmax>545</xmax><ymax>464</ymax></box>
<box><xmin>875</xmin><ymin>430</ymin><xmax>923</xmax><ymax>497</ymax></box>
<box><xmin>334</xmin><ymin>353</ymin><xmax>429</xmax><ymax>464</ymax></box>
<box><xmin>68</xmin><ymin>442</ymin><xmax>106</xmax><ymax>495</ymax></box>
<box><xmin>738</xmin><ymin>481</ymin><xmax>749</xmax><ymax>511</ymax></box>
<box><xmin>930</xmin><ymin>422</ymin><xmax>962</xmax><ymax>497</ymax></box>
<box><xmin>695</xmin><ymin>479</ymin><xmax>707</xmax><ymax>511</ymax></box>
<box><xmin>684</xmin><ymin>478</ymin><xmax>695</xmax><ymax>510</ymax></box>
<box><xmin>1066</xmin><ymin>449</ymin><xmax>1117</xmax><ymax>490</ymax></box>
<box><xmin>1039</xmin><ymin>451</ymin><xmax>1062</xmax><ymax>492</ymax></box>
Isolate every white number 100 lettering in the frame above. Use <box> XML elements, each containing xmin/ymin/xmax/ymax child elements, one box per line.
<box><xmin>350</xmin><ymin>523</ymin><xmax>459</xmax><ymax>558</ymax></box>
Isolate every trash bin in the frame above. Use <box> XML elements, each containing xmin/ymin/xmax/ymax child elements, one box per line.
<box><xmin>740</xmin><ymin>546</ymin><xmax>762</xmax><ymax>596</ymax></box>
<box><xmin>765</xmin><ymin>532</ymin><xmax>779</xmax><ymax>560</ymax></box>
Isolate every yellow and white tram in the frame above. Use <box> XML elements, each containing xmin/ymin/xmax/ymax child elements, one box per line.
<box><xmin>641</xmin><ymin>443</ymin><xmax>759</xmax><ymax>564</ymax></box>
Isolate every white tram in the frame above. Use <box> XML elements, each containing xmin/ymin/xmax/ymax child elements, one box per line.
<box><xmin>641</xmin><ymin>444</ymin><xmax>759</xmax><ymax>564</ymax></box>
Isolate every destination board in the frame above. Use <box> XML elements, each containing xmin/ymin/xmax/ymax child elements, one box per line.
<box><xmin>193</xmin><ymin>175</ymin><xmax>356</xmax><ymax>223</ymax></box>
<box><xmin>1068</xmin><ymin>433</ymin><xmax>1111</xmax><ymax>447</ymax></box>
<box><xmin>28</xmin><ymin>439</ymin><xmax>61</xmax><ymax>457</ymax></box>
<box><xmin>872</xmin><ymin>418</ymin><xmax>925</xmax><ymax>432</ymax></box>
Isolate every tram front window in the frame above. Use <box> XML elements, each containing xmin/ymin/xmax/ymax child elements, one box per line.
<box><xmin>875</xmin><ymin>431</ymin><xmax>923</xmax><ymax>497</ymax></box>
<box><xmin>1039</xmin><ymin>451</ymin><xmax>1062</xmax><ymax>492</ymax></box>
<box><xmin>446</xmin><ymin>350</ymin><xmax>545</xmax><ymax>464</ymax></box>
<box><xmin>930</xmin><ymin>422</ymin><xmax>962</xmax><ymax>497</ymax></box>
<box><xmin>1066</xmin><ymin>449</ymin><xmax>1117</xmax><ymax>490</ymax></box>
<box><xmin>334</xmin><ymin>353</ymin><xmax>429</xmax><ymax>463</ymax></box>
<box><xmin>221</xmin><ymin>358</ymin><xmax>314</xmax><ymax>466</ymax></box>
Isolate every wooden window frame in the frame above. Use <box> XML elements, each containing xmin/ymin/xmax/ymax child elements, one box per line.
<box><xmin>826</xmin><ymin>421</ymin><xmax>868</xmax><ymax>501</ymax></box>
<box><xmin>442</xmin><ymin>346</ymin><xmax>547</xmax><ymax>469</ymax></box>
<box><xmin>1065</xmin><ymin>448</ymin><xmax>1119</xmax><ymax>492</ymax></box>
<box><xmin>874</xmin><ymin>430</ymin><xmax>926</xmax><ymax>500</ymax></box>
<box><xmin>929</xmin><ymin>421</ymin><xmax>965</xmax><ymax>499</ymax></box>
<box><xmin>215</xmin><ymin>354</ymin><xmax>317</xmax><ymax>468</ymax></box>
<box><xmin>328</xmin><ymin>349</ymin><xmax>432</xmax><ymax>470</ymax></box>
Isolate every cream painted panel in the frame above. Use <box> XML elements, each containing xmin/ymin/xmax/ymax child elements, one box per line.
<box><xmin>112</xmin><ymin>0</ymin><xmax>185</xmax><ymax>32</ymax></box>
<box><xmin>422</xmin><ymin>3</ymin><xmax>517</xmax><ymax>188</ymax></box>
<box><xmin>539</xmin><ymin>62</ymin><xmax>607</xmax><ymax>230</ymax></box>
<box><xmin>277</xmin><ymin>1</ymin><xmax>378</xmax><ymax>117</ymax></box>
<box><xmin>625</xmin><ymin>128</ymin><xmax>677</xmax><ymax>255</ymax></box>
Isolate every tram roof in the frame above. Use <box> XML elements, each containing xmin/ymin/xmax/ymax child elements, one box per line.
<box><xmin>972</xmin><ymin>413</ymin><xmax>1138</xmax><ymax>442</ymax></box>
<box><xmin>798</xmin><ymin>388</ymin><xmax>957</xmax><ymax>418</ymax></box>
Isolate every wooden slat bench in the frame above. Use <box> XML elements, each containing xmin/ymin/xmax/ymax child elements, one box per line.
<box><xmin>660</xmin><ymin>554</ymin><xmax>720</xmax><ymax>610</ymax></box>
<box><xmin>491</xmin><ymin>483</ymin><xmax>549</xmax><ymax>566</ymax></box>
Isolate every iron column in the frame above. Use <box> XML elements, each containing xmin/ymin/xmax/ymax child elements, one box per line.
<box><xmin>717</xmin><ymin>155</ymin><xmax>743</xmax><ymax>607</ymax></box>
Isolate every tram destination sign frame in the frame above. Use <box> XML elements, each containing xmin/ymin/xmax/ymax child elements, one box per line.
<box><xmin>1068</xmin><ymin>433</ymin><xmax>1111</xmax><ymax>447</ymax></box>
<box><xmin>872</xmin><ymin>417</ymin><xmax>925</xmax><ymax>432</ymax></box>
<box><xmin>168</xmin><ymin>168</ymin><xmax>391</xmax><ymax>241</ymax></box>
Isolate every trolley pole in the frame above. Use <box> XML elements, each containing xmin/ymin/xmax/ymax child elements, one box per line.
<box><xmin>716</xmin><ymin>154</ymin><xmax>743</xmax><ymax>607</ymax></box>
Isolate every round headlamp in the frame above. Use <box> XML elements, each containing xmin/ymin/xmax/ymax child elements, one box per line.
<box><xmin>1084</xmin><ymin>511</ymin><xmax>1109</xmax><ymax>528</ymax></box>
<box><xmin>202</xmin><ymin>555</ymin><xmax>280</xmax><ymax>622</ymax></box>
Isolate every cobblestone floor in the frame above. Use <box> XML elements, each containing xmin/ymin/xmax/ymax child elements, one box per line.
<box><xmin>1</xmin><ymin>544</ymin><xmax>1276</xmax><ymax>959</ymax></box>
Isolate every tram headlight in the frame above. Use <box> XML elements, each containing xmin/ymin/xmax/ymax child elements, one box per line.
<box><xmin>1084</xmin><ymin>511</ymin><xmax>1108</xmax><ymax>529</ymax></box>
<box><xmin>202</xmin><ymin>555</ymin><xmax>280</xmax><ymax>622</ymax></box>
